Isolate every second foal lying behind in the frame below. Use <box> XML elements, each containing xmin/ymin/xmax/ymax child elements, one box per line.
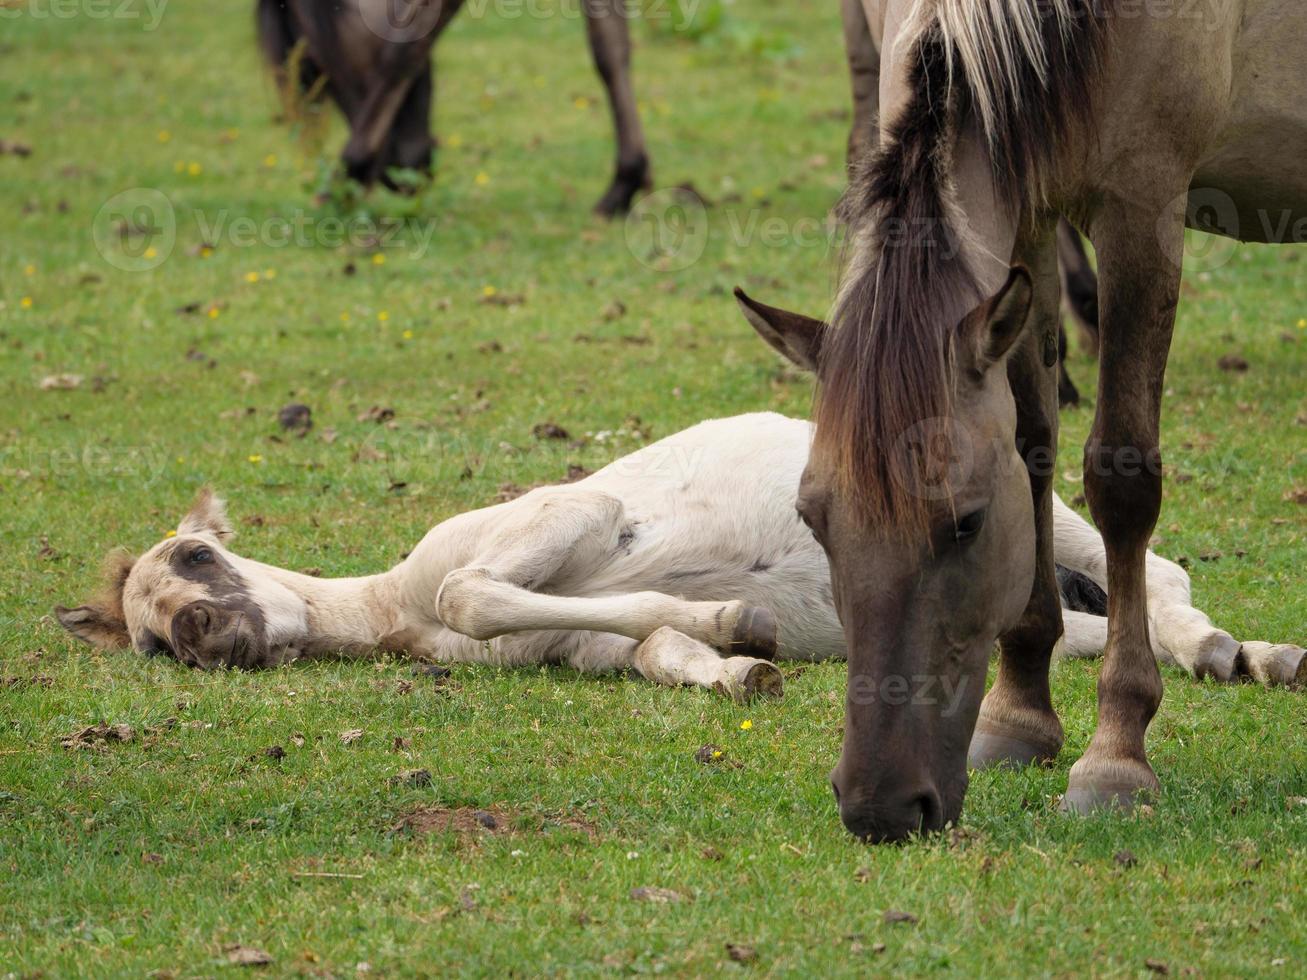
<box><xmin>58</xmin><ymin>414</ymin><xmax>1301</xmax><ymax>698</ymax></box>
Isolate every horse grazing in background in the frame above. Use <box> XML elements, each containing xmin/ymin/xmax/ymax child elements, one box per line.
<box><xmin>256</xmin><ymin>0</ymin><xmax>650</xmax><ymax>215</ymax></box>
<box><xmin>839</xmin><ymin>0</ymin><xmax>1099</xmax><ymax>406</ymax></box>
<box><xmin>57</xmin><ymin>300</ymin><xmax>1300</xmax><ymax>716</ymax></box>
<box><xmin>753</xmin><ymin>0</ymin><xmax>1307</xmax><ymax>840</ymax></box>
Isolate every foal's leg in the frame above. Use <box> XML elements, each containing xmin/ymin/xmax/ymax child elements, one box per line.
<box><xmin>1053</xmin><ymin>496</ymin><xmax>1306</xmax><ymax>687</ymax></box>
<box><xmin>1064</xmin><ymin>196</ymin><xmax>1184</xmax><ymax>813</ymax></box>
<box><xmin>565</xmin><ymin>629</ymin><xmax>781</xmax><ymax>701</ymax></box>
<box><xmin>841</xmin><ymin>0</ymin><xmax>880</xmax><ymax>170</ymax></box>
<box><xmin>436</xmin><ymin>491</ymin><xmax>778</xmax><ymax>658</ymax></box>
<box><xmin>583</xmin><ymin>0</ymin><xmax>651</xmax><ymax>216</ymax></box>
<box><xmin>969</xmin><ymin>231</ymin><xmax>1067</xmax><ymax>769</ymax></box>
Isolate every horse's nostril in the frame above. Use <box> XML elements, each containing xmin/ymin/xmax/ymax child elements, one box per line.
<box><xmin>830</xmin><ymin>779</ymin><xmax>841</xmax><ymax>805</ymax></box>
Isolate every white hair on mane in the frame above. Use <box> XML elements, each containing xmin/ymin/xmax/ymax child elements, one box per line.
<box><xmin>895</xmin><ymin>0</ymin><xmax>1076</xmax><ymax>148</ymax></box>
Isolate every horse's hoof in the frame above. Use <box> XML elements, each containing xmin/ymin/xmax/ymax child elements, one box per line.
<box><xmin>729</xmin><ymin>606</ymin><xmax>778</xmax><ymax>662</ymax></box>
<box><xmin>1191</xmin><ymin>630</ymin><xmax>1241</xmax><ymax>682</ymax></box>
<box><xmin>1237</xmin><ymin>642</ymin><xmax>1307</xmax><ymax>689</ymax></box>
<box><xmin>716</xmin><ymin>658</ymin><xmax>783</xmax><ymax>702</ymax></box>
<box><xmin>1062</xmin><ymin>758</ymin><xmax>1159</xmax><ymax>815</ymax></box>
<box><xmin>967</xmin><ymin>730</ymin><xmax>1060</xmax><ymax>770</ymax></box>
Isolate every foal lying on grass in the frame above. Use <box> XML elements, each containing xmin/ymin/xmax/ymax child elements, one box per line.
<box><xmin>57</xmin><ymin>412</ymin><xmax>1303</xmax><ymax>700</ymax></box>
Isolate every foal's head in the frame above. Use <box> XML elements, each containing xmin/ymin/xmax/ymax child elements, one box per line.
<box><xmin>56</xmin><ymin>490</ymin><xmax>307</xmax><ymax>669</ymax></box>
<box><xmin>737</xmin><ymin>270</ymin><xmax>1037</xmax><ymax>842</ymax></box>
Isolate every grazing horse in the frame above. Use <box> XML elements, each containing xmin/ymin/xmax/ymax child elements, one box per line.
<box><xmin>57</xmin><ymin>301</ymin><xmax>1300</xmax><ymax>722</ymax></box>
<box><xmin>257</xmin><ymin>0</ymin><xmax>650</xmax><ymax>214</ymax></box>
<box><xmin>756</xmin><ymin>0</ymin><xmax>1307</xmax><ymax>839</ymax></box>
<box><xmin>839</xmin><ymin>0</ymin><xmax>1099</xmax><ymax>406</ymax></box>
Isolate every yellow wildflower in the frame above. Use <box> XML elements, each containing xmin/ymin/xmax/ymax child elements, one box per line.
<box><xmin>739</xmin><ymin>720</ymin><xmax>753</xmax><ymax>731</ymax></box>
<box><xmin>482</xmin><ymin>285</ymin><xmax>497</xmax><ymax>298</ymax></box>
<box><xmin>263</xmin><ymin>153</ymin><xmax>278</xmax><ymax>168</ymax></box>
<box><xmin>187</xmin><ymin>162</ymin><xmax>202</xmax><ymax>176</ymax></box>
<box><xmin>165</xmin><ymin>529</ymin><xmax>177</xmax><ymax>538</ymax></box>
<box><xmin>573</xmin><ymin>96</ymin><xmax>590</xmax><ymax>110</ymax></box>
<box><xmin>377</xmin><ymin>311</ymin><xmax>389</xmax><ymax>323</ymax></box>
<box><xmin>157</xmin><ymin>130</ymin><xmax>171</xmax><ymax>143</ymax></box>
<box><xmin>208</xmin><ymin>307</ymin><xmax>220</xmax><ymax>319</ymax></box>
<box><xmin>402</xmin><ymin>329</ymin><xmax>414</xmax><ymax>340</ymax></box>
<box><xmin>20</xmin><ymin>296</ymin><xmax>33</xmax><ymax>309</ymax></box>
<box><xmin>23</xmin><ymin>264</ymin><xmax>35</xmax><ymax>276</ymax></box>
<box><xmin>144</xmin><ymin>247</ymin><xmax>158</xmax><ymax>260</ymax></box>
<box><xmin>371</xmin><ymin>253</ymin><xmax>386</xmax><ymax>266</ymax></box>
<box><xmin>244</xmin><ymin>271</ymin><xmax>260</xmax><ymax>283</ymax></box>
<box><xmin>263</xmin><ymin>269</ymin><xmax>276</xmax><ymax>279</ymax></box>
<box><xmin>248</xmin><ymin>454</ymin><xmax>263</xmax><ymax>464</ymax></box>
<box><xmin>474</xmin><ymin>171</ymin><xmax>490</xmax><ymax>186</ymax></box>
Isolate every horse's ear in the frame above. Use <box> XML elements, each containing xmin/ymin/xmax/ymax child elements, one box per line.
<box><xmin>734</xmin><ymin>287</ymin><xmax>828</xmax><ymax>372</ymax></box>
<box><xmin>177</xmin><ymin>488</ymin><xmax>234</xmax><ymax>541</ymax></box>
<box><xmin>972</xmin><ymin>266</ymin><xmax>1033</xmax><ymax>368</ymax></box>
<box><xmin>55</xmin><ymin>549</ymin><xmax>135</xmax><ymax>649</ymax></box>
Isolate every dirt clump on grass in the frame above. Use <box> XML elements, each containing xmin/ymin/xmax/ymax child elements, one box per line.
<box><xmin>392</xmin><ymin>805</ymin><xmax>598</xmax><ymax>842</ymax></box>
<box><xmin>60</xmin><ymin>723</ymin><xmax>135</xmax><ymax>750</ymax></box>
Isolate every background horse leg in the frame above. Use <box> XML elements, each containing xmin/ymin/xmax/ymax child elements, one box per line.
<box><xmin>1057</xmin><ymin>220</ymin><xmax>1100</xmax><ymax>356</ymax></box>
<box><xmin>969</xmin><ymin>231</ymin><xmax>1066</xmax><ymax>769</ymax></box>
<box><xmin>583</xmin><ymin>0</ymin><xmax>651</xmax><ymax>216</ymax></box>
<box><xmin>841</xmin><ymin>0</ymin><xmax>880</xmax><ymax>171</ymax></box>
<box><xmin>1065</xmin><ymin>195</ymin><xmax>1183</xmax><ymax>814</ymax></box>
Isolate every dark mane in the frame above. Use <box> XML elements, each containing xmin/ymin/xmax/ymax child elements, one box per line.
<box><xmin>815</xmin><ymin>0</ymin><xmax>1112</xmax><ymax>529</ymax></box>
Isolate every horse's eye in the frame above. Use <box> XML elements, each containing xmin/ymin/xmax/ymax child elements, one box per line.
<box><xmin>190</xmin><ymin>546</ymin><xmax>214</xmax><ymax>565</ymax></box>
<box><xmin>955</xmin><ymin>510</ymin><xmax>986</xmax><ymax>542</ymax></box>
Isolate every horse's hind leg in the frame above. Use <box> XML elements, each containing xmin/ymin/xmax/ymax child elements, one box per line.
<box><xmin>435</xmin><ymin>490</ymin><xmax>777</xmax><ymax>659</ymax></box>
<box><xmin>583</xmin><ymin>0</ymin><xmax>650</xmax><ymax>216</ymax></box>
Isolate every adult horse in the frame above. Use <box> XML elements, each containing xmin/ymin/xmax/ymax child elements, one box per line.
<box><xmin>757</xmin><ymin>0</ymin><xmax>1306</xmax><ymax>840</ymax></box>
<box><xmin>257</xmin><ymin>0</ymin><xmax>649</xmax><ymax>215</ymax></box>
<box><xmin>840</xmin><ymin>0</ymin><xmax>1100</xmax><ymax>406</ymax></box>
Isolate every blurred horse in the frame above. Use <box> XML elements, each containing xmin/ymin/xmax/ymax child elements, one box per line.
<box><xmin>257</xmin><ymin>0</ymin><xmax>650</xmax><ymax>215</ymax></box>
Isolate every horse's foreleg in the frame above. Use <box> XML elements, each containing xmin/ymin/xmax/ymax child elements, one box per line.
<box><xmin>583</xmin><ymin>0</ymin><xmax>650</xmax><ymax>216</ymax></box>
<box><xmin>1065</xmin><ymin>195</ymin><xmax>1183</xmax><ymax>814</ymax></box>
<box><xmin>632</xmin><ymin>627</ymin><xmax>782</xmax><ymax>701</ymax></box>
<box><xmin>841</xmin><ymin>0</ymin><xmax>880</xmax><ymax>171</ymax></box>
<box><xmin>969</xmin><ymin>229</ymin><xmax>1067</xmax><ymax>770</ymax></box>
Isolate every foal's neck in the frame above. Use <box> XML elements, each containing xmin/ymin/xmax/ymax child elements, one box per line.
<box><xmin>258</xmin><ymin>565</ymin><xmax>405</xmax><ymax>658</ymax></box>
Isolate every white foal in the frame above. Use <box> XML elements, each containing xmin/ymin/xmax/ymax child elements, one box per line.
<box><xmin>57</xmin><ymin>412</ymin><xmax>1304</xmax><ymax>699</ymax></box>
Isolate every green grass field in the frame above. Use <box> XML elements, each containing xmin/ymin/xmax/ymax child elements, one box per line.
<box><xmin>2</xmin><ymin>1</ymin><xmax>1304</xmax><ymax>975</ymax></box>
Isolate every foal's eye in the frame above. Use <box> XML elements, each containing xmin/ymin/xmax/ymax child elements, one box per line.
<box><xmin>189</xmin><ymin>546</ymin><xmax>214</xmax><ymax>565</ymax></box>
<box><xmin>954</xmin><ymin>510</ymin><xmax>986</xmax><ymax>542</ymax></box>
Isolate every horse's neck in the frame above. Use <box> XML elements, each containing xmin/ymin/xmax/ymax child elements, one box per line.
<box><xmin>257</xmin><ymin>565</ymin><xmax>401</xmax><ymax>657</ymax></box>
<box><xmin>950</xmin><ymin>114</ymin><xmax>1020</xmax><ymax>294</ymax></box>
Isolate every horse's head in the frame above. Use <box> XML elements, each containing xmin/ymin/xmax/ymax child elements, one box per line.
<box><xmin>737</xmin><ymin>269</ymin><xmax>1036</xmax><ymax>842</ymax></box>
<box><xmin>56</xmin><ymin>490</ymin><xmax>307</xmax><ymax>669</ymax></box>
<box><xmin>257</xmin><ymin>0</ymin><xmax>441</xmax><ymax>190</ymax></box>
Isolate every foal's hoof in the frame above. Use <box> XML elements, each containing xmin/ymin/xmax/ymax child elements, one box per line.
<box><xmin>967</xmin><ymin>730</ymin><xmax>1060</xmax><ymax>771</ymax></box>
<box><xmin>1061</xmin><ymin>758</ymin><xmax>1160</xmax><ymax>815</ymax></box>
<box><xmin>1192</xmin><ymin>630</ymin><xmax>1241</xmax><ymax>682</ymax></box>
<box><xmin>1236</xmin><ymin>642</ymin><xmax>1307</xmax><ymax>689</ymax></box>
<box><xmin>714</xmin><ymin>658</ymin><xmax>784</xmax><ymax>703</ymax></box>
<box><xmin>729</xmin><ymin>606</ymin><xmax>778</xmax><ymax>662</ymax></box>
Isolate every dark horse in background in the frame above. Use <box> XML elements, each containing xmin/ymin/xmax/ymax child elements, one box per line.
<box><xmin>840</xmin><ymin>0</ymin><xmax>1100</xmax><ymax>406</ymax></box>
<box><xmin>256</xmin><ymin>0</ymin><xmax>650</xmax><ymax>216</ymax></box>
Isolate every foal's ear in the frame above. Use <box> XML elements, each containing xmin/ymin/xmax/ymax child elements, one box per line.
<box><xmin>734</xmin><ymin>287</ymin><xmax>828</xmax><ymax>372</ymax></box>
<box><xmin>177</xmin><ymin>487</ymin><xmax>234</xmax><ymax>541</ymax></box>
<box><xmin>55</xmin><ymin>549</ymin><xmax>135</xmax><ymax>649</ymax></box>
<box><xmin>970</xmin><ymin>266</ymin><xmax>1033</xmax><ymax>368</ymax></box>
